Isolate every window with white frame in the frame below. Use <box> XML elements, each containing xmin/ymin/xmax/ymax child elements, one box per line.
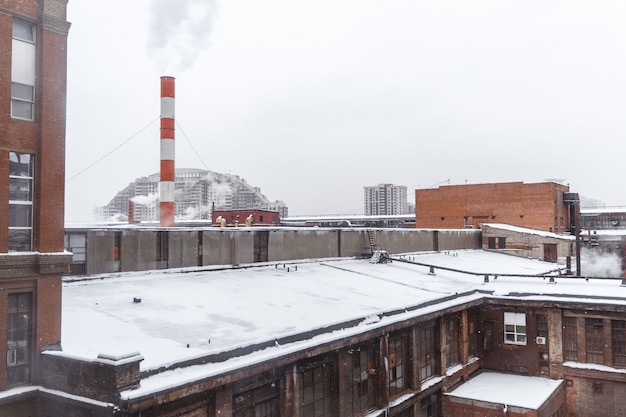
<box><xmin>9</xmin><ymin>152</ymin><xmax>34</xmax><ymax>251</ymax></box>
<box><xmin>504</xmin><ymin>312</ymin><xmax>527</xmax><ymax>345</ymax></box>
<box><xmin>12</xmin><ymin>18</ymin><xmax>36</xmax><ymax>121</ymax></box>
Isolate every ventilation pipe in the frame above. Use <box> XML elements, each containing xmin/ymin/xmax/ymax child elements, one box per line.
<box><xmin>160</xmin><ymin>76</ymin><xmax>175</xmax><ymax>227</ymax></box>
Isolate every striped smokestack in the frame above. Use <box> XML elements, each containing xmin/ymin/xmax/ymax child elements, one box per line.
<box><xmin>160</xmin><ymin>76</ymin><xmax>175</xmax><ymax>227</ymax></box>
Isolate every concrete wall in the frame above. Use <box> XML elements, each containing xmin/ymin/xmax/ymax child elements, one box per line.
<box><xmin>66</xmin><ymin>227</ymin><xmax>481</xmax><ymax>276</ymax></box>
<box><xmin>86</xmin><ymin>231</ymin><xmax>117</xmax><ymax>275</ymax></box>
<box><xmin>120</xmin><ymin>230</ymin><xmax>157</xmax><ymax>272</ymax></box>
<box><xmin>202</xmin><ymin>229</ymin><xmax>255</xmax><ymax>266</ymax></box>
<box><xmin>268</xmin><ymin>229</ymin><xmax>341</xmax><ymax>261</ymax></box>
<box><xmin>436</xmin><ymin>229</ymin><xmax>483</xmax><ymax>251</ymax></box>
<box><xmin>169</xmin><ymin>230</ymin><xmax>200</xmax><ymax>269</ymax></box>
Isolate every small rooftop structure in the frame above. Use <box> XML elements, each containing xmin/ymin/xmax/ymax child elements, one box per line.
<box><xmin>445</xmin><ymin>371</ymin><xmax>564</xmax><ymax>414</ymax></box>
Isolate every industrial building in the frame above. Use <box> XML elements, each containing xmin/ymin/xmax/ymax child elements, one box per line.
<box><xmin>0</xmin><ymin>0</ymin><xmax>71</xmax><ymax>398</ymax></box>
<box><xmin>580</xmin><ymin>208</ymin><xmax>626</xmax><ymax>230</ymax></box>
<box><xmin>5</xmin><ymin>3</ymin><xmax>626</xmax><ymax>416</ymax></box>
<box><xmin>415</xmin><ymin>181</ymin><xmax>579</xmax><ymax>233</ymax></box>
<box><xmin>364</xmin><ymin>184</ymin><xmax>409</xmax><ymax>216</ymax></box>
<box><xmin>95</xmin><ymin>168</ymin><xmax>288</xmax><ymax>223</ymax></box>
<box><xmin>481</xmin><ymin>223</ymin><xmax>576</xmax><ymax>264</ymax></box>
<box><xmin>2</xmin><ymin>247</ymin><xmax>625</xmax><ymax>417</ymax></box>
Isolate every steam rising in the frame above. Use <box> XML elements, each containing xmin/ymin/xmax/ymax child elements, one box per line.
<box><xmin>148</xmin><ymin>0</ymin><xmax>218</xmax><ymax>71</ymax></box>
<box><xmin>580</xmin><ymin>247</ymin><xmax>623</xmax><ymax>278</ymax></box>
<box><xmin>131</xmin><ymin>193</ymin><xmax>159</xmax><ymax>206</ymax></box>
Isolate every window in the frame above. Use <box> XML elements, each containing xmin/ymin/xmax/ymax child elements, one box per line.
<box><xmin>388</xmin><ymin>334</ymin><xmax>410</xmax><ymax>396</ymax></box>
<box><xmin>12</xmin><ymin>19</ymin><xmax>36</xmax><ymax>120</ymax></box>
<box><xmin>537</xmin><ymin>314</ymin><xmax>548</xmax><ymax>339</ymax></box>
<box><xmin>7</xmin><ymin>293</ymin><xmax>32</xmax><ymax>386</ymax></box>
<box><xmin>419</xmin><ymin>324</ymin><xmax>439</xmax><ymax>381</ymax></box>
<box><xmin>347</xmin><ymin>345</ymin><xmax>376</xmax><ymax>415</ymax></box>
<box><xmin>487</xmin><ymin>237</ymin><xmax>506</xmax><ymax>249</ymax></box>
<box><xmin>585</xmin><ymin>319</ymin><xmax>604</xmax><ymax>364</ymax></box>
<box><xmin>563</xmin><ymin>317</ymin><xmax>578</xmax><ymax>361</ymax></box>
<box><xmin>299</xmin><ymin>360</ymin><xmax>336</xmax><ymax>417</ymax></box>
<box><xmin>504</xmin><ymin>312</ymin><xmax>527</xmax><ymax>345</ymax></box>
<box><xmin>9</xmin><ymin>152</ymin><xmax>34</xmax><ymax>251</ymax></box>
<box><xmin>445</xmin><ymin>315</ymin><xmax>460</xmax><ymax>367</ymax></box>
<box><xmin>467</xmin><ymin>309</ymin><xmax>481</xmax><ymax>357</ymax></box>
<box><xmin>419</xmin><ymin>391</ymin><xmax>441</xmax><ymax>417</ymax></box>
<box><xmin>233</xmin><ymin>383</ymin><xmax>279</xmax><ymax>417</ymax></box>
<box><xmin>612</xmin><ymin>321</ymin><xmax>626</xmax><ymax>367</ymax></box>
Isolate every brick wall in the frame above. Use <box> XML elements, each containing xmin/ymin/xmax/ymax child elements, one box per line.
<box><xmin>415</xmin><ymin>182</ymin><xmax>570</xmax><ymax>232</ymax></box>
<box><xmin>40</xmin><ymin>352</ymin><xmax>142</xmax><ymax>404</ymax></box>
<box><xmin>563</xmin><ymin>374</ymin><xmax>626</xmax><ymax>417</ymax></box>
<box><xmin>0</xmin><ymin>396</ymin><xmax>37</xmax><ymax>417</ymax></box>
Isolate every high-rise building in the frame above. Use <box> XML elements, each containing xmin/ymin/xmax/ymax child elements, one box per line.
<box><xmin>96</xmin><ymin>168</ymin><xmax>288</xmax><ymax>222</ymax></box>
<box><xmin>364</xmin><ymin>184</ymin><xmax>408</xmax><ymax>215</ymax></box>
<box><xmin>0</xmin><ymin>0</ymin><xmax>71</xmax><ymax>393</ymax></box>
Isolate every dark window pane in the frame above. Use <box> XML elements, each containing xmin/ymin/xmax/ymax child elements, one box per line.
<box><xmin>11</xmin><ymin>83</ymin><xmax>34</xmax><ymax>101</ymax></box>
<box><xmin>563</xmin><ymin>317</ymin><xmax>578</xmax><ymax>361</ymax></box>
<box><xmin>12</xmin><ymin>19</ymin><xmax>34</xmax><ymax>42</ymax></box>
<box><xmin>9</xmin><ymin>205</ymin><xmax>32</xmax><ymax>227</ymax></box>
<box><xmin>11</xmin><ymin>100</ymin><xmax>34</xmax><ymax>120</ymax></box>
<box><xmin>9</xmin><ymin>177</ymin><xmax>32</xmax><ymax>201</ymax></box>
<box><xmin>9</xmin><ymin>152</ymin><xmax>34</xmax><ymax>177</ymax></box>
<box><xmin>8</xmin><ymin>229</ymin><xmax>31</xmax><ymax>252</ymax></box>
<box><xmin>7</xmin><ymin>293</ymin><xmax>32</xmax><ymax>386</ymax></box>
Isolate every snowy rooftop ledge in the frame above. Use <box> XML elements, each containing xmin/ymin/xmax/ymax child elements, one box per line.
<box><xmin>445</xmin><ymin>371</ymin><xmax>562</xmax><ymax>410</ymax></box>
<box><xmin>53</xmin><ymin>250</ymin><xmax>626</xmax><ymax>396</ymax></box>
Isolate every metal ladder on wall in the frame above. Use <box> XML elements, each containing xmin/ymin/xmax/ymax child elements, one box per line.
<box><xmin>367</xmin><ymin>230</ymin><xmax>377</xmax><ymax>254</ymax></box>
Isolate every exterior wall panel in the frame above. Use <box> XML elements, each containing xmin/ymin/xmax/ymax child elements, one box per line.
<box><xmin>168</xmin><ymin>230</ymin><xmax>200</xmax><ymax>268</ymax></box>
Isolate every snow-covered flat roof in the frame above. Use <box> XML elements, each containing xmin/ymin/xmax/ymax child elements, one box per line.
<box><xmin>445</xmin><ymin>371</ymin><xmax>562</xmax><ymax>410</ymax></box>
<box><xmin>59</xmin><ymin>250</ymin><xmax>626</xmax><ymax>375</ymax></box>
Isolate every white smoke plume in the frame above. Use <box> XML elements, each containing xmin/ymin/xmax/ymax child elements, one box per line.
<box><xmin>131</xmin><ymin>193</ymin><xmax>159</xmax><ymax>206</ymax></box>
<box><xmin>148</xmin><ymin>0</ymin><xmax>218</xmax><ymax>72</ymax></box>
<box><xmin>580</xmin><ymin>247</ymin><xmax>623</xmax><ymax>278</ymax></box>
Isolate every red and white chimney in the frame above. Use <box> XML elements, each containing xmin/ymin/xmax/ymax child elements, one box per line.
<box><xmin>160</xmin><ymin>76</ymin><xmax>175</xmax><ymax>227</ymax></box>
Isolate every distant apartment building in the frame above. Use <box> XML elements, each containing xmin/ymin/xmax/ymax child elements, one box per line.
<box><xmin>364</xmin><ymin>184</ymin><xmax>408</xmax><ymax>215</ymax></box>
<box><xmin>95</xmin><ymin>168</ymin><xmax>288</xmax><ymax>222</ymax></box>
<box><xmin>0</xmin><ymin>0</ymin><xmax>71</xmax><ymax>398</ymax></box>
<box><xmin>415</xmin><ymin>181</ymin><xmax>579</xmax><ymax>233</ymax></box>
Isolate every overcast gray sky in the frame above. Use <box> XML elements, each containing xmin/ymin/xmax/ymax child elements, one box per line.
<box><xmin>65</xmin><ymin>0</ymin><xmax>626</xmax><ymax>222</ymax></box>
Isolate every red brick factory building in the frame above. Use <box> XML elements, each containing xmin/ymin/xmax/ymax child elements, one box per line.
<box><xmin>415</xmin><ymin>181</ymin><xmax>579</xmax><ymax>233</ymax></box>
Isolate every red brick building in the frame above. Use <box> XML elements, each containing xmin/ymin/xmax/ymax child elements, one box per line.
<box><xmin>415</xmin><ymin>181</ymin><xmax>575</xmax><ymax>233</ymax></box>
<box><xmin>0</xmin><ymin>0</ymin><xmax>70</xmax><ymax>404</ymax></box>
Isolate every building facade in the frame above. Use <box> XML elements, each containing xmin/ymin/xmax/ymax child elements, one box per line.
<box><xmin>364</xmin><ymin>184</ymin><xmax>408</xmax><ymax>216</ymax></box>
<box><xmin>8</xmin><ymin>251</ymin><xmax>626</xmax><ymax>417</ymax></box>
<box><xmin>96</xmin><ymin>168</ymin><xmax>288</xmax><ymax>223</ymax></box>
<box><xmin>580</xmin><ymin>208</ymin><xmax>626</xmax><ymax>230</ymax></box>
<box><xmin>415</xmin><ymin>181</ymin><xmax>576</xmax><ymax>233</ymax></box>
<box><xmin>0</xmin><ymin>0</ymin><xmax>71</xmax><ymax>394</ymax></box>
<box><xmin>482</xmin><ymin>223</ymin><xmax>576</xmax><ymax>264</ymax></box>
